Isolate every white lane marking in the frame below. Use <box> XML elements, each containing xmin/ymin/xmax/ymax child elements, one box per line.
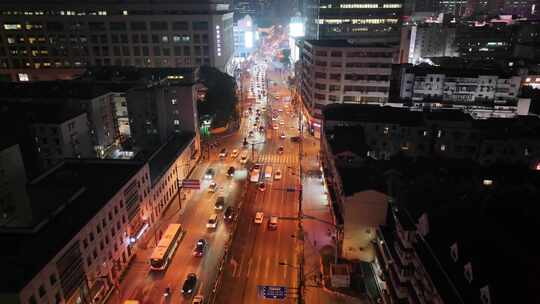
<box><xmin>246</xmin><ymin>257</ymin><xmax>253</xmax><ymax>278</ymax></box>
<box><xmin>264</xmin><ymin>256</ymin><xmax>270</xmax><ymax>280</ymax></box>
<box><xmin>254</xmin><ymin>254</ymin><xmax>262</xmax><ymax>278</ymax></box>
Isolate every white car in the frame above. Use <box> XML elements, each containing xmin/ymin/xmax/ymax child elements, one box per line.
<box><xmin>279</xmin><ymin>121</ymin><xmax>285</xmax><ymax>125</ymax></box>
<box><xmin>254</xmin><ymin>212</ymin><xmax>264</xmax><ymax>224</ymax></box>
<box><xmin>192</xmin><ymin>295</ymin><xmax>204</xmax><ymax>304</ymax></box>
<box><xmin>274</xmin><ymin>170</ymin><xmax>282</xmax><ymax>180</ymax></box>
<box><xmin>230</xmin><ymin>149</ymin><xmax>239</xmax><ymax>158</ymax></box>
<box><xmin>273</xmin><ymin>125</ymin><xmax>279</xmax><ymax>130</ymax></box>
<box><xmin>280</xmin><ymin>132</ymin><xmax>286</xmax><ymax>139</ymax></box>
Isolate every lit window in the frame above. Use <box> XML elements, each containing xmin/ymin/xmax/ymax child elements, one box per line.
<box><xmin>437</xmin><ymin>130</ymin><xmax>442</xmax><ymax>138</ymax></box>
<box><xmin>18</xmin><ymin>73</ymin><xmax>29</xmax><ymax>81</ymax></box>
<box><xmin>3</xmin><ymin>24</ymin><xmax>21</xmax><ymax>30</ymax></box>
<box><xmin>173</xmin><ymin>119</ymin><xmax>180</xmax><ymax>125</ymax></box>
<box><xmin>171</xmin><ymin>99</ymin><xmax>177</xmax><ymax>105</ymax></box>
<box><xmin>122</xmin><ymin>10</ymin><xmax>128</xmax><ymax>15</ymax></box>
<box><xmin>440</xmin><ymin>144</ymin><xmax>446</xmax><ymax>151</ymax></box>
<box><xmin>482</xmin><ymin>179</ymin><xmax>493</xmax><ymax>186</ymax></box>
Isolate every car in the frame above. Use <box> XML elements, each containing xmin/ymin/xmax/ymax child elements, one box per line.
<box><xmin>258</xmin><ymin>183</ymin><xmax>266</xmax><ymax>192</ymax></box>
<box><xmin>230</xmin><ymin>149</ymin><xmax>239</xmax><ymax>158</ymax></box>
<box><xmin>192</xmin><ymin>295</ymin><xmax>204</xmax><ymax>304</ymax></box>
<box><xmin>227</xmin><ymin>166</ymin><xmax>235</xmax><ymax>177</ymax></box>
<box><xmin>253</xmin><ymin>123</ymin><xmax>258</xmax><ymax>127</ymax></box>
<box><xmin>206</xmin><ymin>214</ymin><xmax>218</xmax><ymax>230</ymax></box>
<box><xmin>279</xmin><ymin>121</ymin><xmax>285</xmax><ymax>125</ymax></box>
<box><xmin>273</xmin><ymin>124</ymin><xmax>279</xmax><ymax>130</ymax></box>
<box><xmin>193</xmin><ymin>239</ymin><xmax>207</xmax><ymax>257</ymax></box>
<box><xmin>255</xmin><ymin>116</ymin><xmax>260</xmax><ymax>121</ymax></box>
<box><xmin>291</xmin><ymin>136</ymin><xmax>301</xmax><ymax>143</ymax></box>
<box><xmin>254</xmin><ymin>212</ymin><xmax>264</xmax><ymax>224</ymax></box>
<box><xmin>280</xmin><ymin>132</ymin><xmax>286</xmax><ymax>139</ymax></box>
<box><xmin>240</xmin><ymin>150</ymin><xmax>249</xmax><ymax>163</ymax></box>
<box><xmin>219</xmin><ymin>148</ymin><xmax>227</xmax><ymax>158</ymax></box>
<box><xmin>182</xmin><ymin>273</ymin><xmax>197</xmax><ymax>294</ymax></box>
<box><xmin>274</xmin><ymin>169</ymin><xmax>282</xmax><ymax>180</ymax></box>
<box><xmin>277</xmin><ymin>146</ymin><xmax>284</xmax><ymax>154</ymax></box>
<box><xmin>215</xmin><ymin>196</ymin><xmax>225</xmax><ymax>210</ymax></box>
<box><xmin>204</xmin><ymin>168</ymin><xmax>215</xmax><ymax>180</ymax></box>
<box><xmin>208</xmin><ymin>182</ymin><xmax>218</xmax><ymax>192</ymax></box>
<box><xmin>248</xmin><ymin>131</ymin><xmax>254</xmax><ymax>138</ymax></box>
<box><xmin>224</xmin><ymin>206</ymin><xmax>235</xmax><ymax>222</ymax></box>
<box><xmin>268</xmin><ymin>216</ymin><xmax>278</xmax><ymax>230</ymax></box>
<box><xmin>272</xmin><ymin>117</ymin><xmax>277</xmax><ymax>121</ymax></box>
<box><xmin>252</xmin><ymin>164</ymin><xmax>261</xmax><ymax>173</ymax></box>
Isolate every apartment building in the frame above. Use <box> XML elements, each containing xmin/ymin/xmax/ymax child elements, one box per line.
<box><xmin>127</xmin><ymin>78</ymin><xmax>202</xmax><ymax>151</ymax></box>
<box><xmin>31</xmin><ymin>111</ymin><xmax>95</xmax><ymax>168</ymax></box>
<box><xmin>299</xmin><ymin>39</ymin><xmax>394</xmax><ymax>136</ymax></box>
<box><xmin>0</xmin><ymin>0</ymin><xmax>234</xmax><ymax>80</ymax></box>
<box><xmin>399</xmin><ymin>65</ymin><xmax>522</xmax><ymax>103</ymax></box>
<box><xmin>321</xmin><ymin>104</ymin><xmax>540</xmax><ymax>165</ymax></box>
<box><xmin>0</xmin><ymin>159</ymin><xmax>151</xmax><ymax>304</ymax></box>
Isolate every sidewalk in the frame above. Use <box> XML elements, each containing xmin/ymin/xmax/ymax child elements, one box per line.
<box><xmin>300</xmin><ymin>136</ymin><xmax>369</xmax><ymax>304</ymax></box>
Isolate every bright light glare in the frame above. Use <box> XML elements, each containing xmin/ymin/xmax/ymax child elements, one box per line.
<box><xmin>245</xmin><ymin>31</ymin><xmax>253</xmax><ymax>49</ymax></box>
<box><xmin>289</xmin><ymin>22</ymin><xmax>304</xmax><ymax>38</ymax></box>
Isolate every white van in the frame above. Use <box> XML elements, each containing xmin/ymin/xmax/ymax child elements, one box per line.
<box><xmin>264</xmin><ymin>166</ymin><xmax>272</xmax><ymax>179</ymax></box>
<box><xmin>240</xmin><ymin>150</ymin><xmax>249</xmax><ymax>164</ymax></box>
<box><xmin>268</xmin><ymin>216</ymin><xmax>278</xmax><ymax>230</ymax></box>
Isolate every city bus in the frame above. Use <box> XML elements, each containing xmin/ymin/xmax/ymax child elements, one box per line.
<box><xmin>149</xmin><ymin>223</ymin><xmax>183</xmax><ymax>271</ymax></box>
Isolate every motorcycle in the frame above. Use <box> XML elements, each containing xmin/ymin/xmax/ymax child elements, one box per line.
<box><xmin>163</xmin><ymin>287</ymin><xmax>171</xmax><ymax>298</ymax></box>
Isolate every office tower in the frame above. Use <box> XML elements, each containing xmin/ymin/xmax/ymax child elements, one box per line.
<box><xmin>0</xmin><ymin>0</ymin><xmax>234</xmax><ymax>80</ymax></box>
<box><xmin>303</xmin><ymin>0</ymin><xmax>404</xmax><ymax>44</ymax></box>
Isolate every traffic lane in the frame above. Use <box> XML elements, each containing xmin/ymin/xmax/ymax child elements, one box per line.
<box><xmin>145</xmin><ymin>171</ymin><xmax>231</xmax><ymax>303</ymax></box>
<box><xmin>241</xmin><ymin>171</ymin><xmax>298</xmax><ymax>303</ymax></box>
<box><xmin>145</xmin><ymin>156</ymin><xmax>244</xmax><ymax>303</ymax></box>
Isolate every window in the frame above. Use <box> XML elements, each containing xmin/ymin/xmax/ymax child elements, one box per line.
<box><xmin>174</xmin><ymin>119</ymin><xmax>180</xmax><ymax>125</ymax></box>
<box><xmin>130</xmin><ymin>21</ymin><xmax>146</xmax><ymax>30</ymax></box>
<box><xmin>28</xmin><ymin>295</ymin><xmax>37</xmax><ymax>304</ymax></box>
<box><xmin>89</xmin><ymin>22</ymin><xmax>106</xmax><ymax>31</ymax></box>
<box><xmin>49</xmin><ymin>273</ymin><xmax>57</xmax><ymax>286</ymax></box>
<box><xmin>173</xmin><ymin>21</ymin><xmax>189</xmax><ymax>30</ymax></box>
<box><xmin>192</xmin><ymin>21</ymin><xmax>209</xmax><ymax>30</ymax></box>
<box><xmin>83</xmin><ymin>238</ymin><xmax>88</xmax><ymax>248</ymax></box>
<box><xmin>171</xmin><ymin>98</ymin><xmax>177</xmax><ymax>105</ymax></box>
<box><xmin>3</xmin><ymin>24</ymin><xmax>22</xmax><ymax>30</ymax></box>
<box><xmin>55</xmin><ymin>292</ymin><xmax>61</xmax><ymax>304</ymax></box>
<box><xmin>152</xmin><ymin>35</ymin><xmax>159</xmax><ymax>43</ymax></box>
<box><xmin>110</xmin><ymin>22</ymin><xmax>126</xmax><ymax>31</ymax></box>
<box><xmin>89</xmin><ymin>232</ymin><xmax>94</xmax><ymax>241</ymax></box>
<box><xmin>38</xmin><ymin>285</ymin><xmax>46</xmax><ymax>298</ymax></box>
<box><xmin>150</xmin><ymin>21</ymin><xmax>167</xmax><ymax>30</ymax></box>
<box><xmin>86</xmin><ymin>256</ymin><xmax>92</xmax><ymax>267</ymax></box>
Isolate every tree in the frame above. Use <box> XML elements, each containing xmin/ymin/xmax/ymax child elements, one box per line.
<box><xmin>197</xmin><ymin>66</ymin><xmax>238</xmax><ymax>128</ymax></box>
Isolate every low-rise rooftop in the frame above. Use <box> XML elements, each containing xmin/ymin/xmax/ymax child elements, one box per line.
<box><xmin>147</xmin><ymin>133</ymin><xmax>196</xmax><ymax>186</ymax></box>
<box><xmin>0</xmin><ymin>159</ymin><xmax>144</xmax><ymax>293</ymax></box>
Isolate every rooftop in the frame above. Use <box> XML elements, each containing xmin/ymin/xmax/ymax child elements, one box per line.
<box><xmin>147</xmin><ymin>133</ymin><xmax>195</xmax><ymax>186</ymax></box>
<box><xmin>305</xmin><ymin>39</ymin><xmax>394</xmax><ymax>49</ymax></box>
<box><xmin>323</xmin><ymin>104</ymin><xmax>424</xmax><ymax>126</ymax></box>
<box><xmin>388</xmin><ymin>158</ymin><xmax>540</xmax><ymax>303</ymax></box>
<box><xmin>0</xmin><ymin>159</ymin><xmax>144</xmax><ymax>292</ymax></box>
<box><xmin>404</xmin><ymin>65</ymin><xmax>515</xmax><ymax>78</ymax></box>
<box><xmin>0</xmin><ymin>81</ymin><xmax>111</xmax><ymax>100</ymax></box>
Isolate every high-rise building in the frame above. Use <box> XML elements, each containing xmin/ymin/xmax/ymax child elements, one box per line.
<box><xmin>298</xmin><ymin>40</ymin><xmax>394</xmax><ymax>137</ymax></box>
<box><xmin>303</xmin><ymin>0</ymin><xmax>404</xmax><ymax>44</ymax></box>
<box><xmin>0</xmin><ymin>0</ymin><xmax>234</xmax><ymax>79</ymax></box>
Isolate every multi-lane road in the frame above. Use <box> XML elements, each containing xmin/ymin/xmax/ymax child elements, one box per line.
<box><xmin>107</xmin><ymin>28</ymin><xmax>337</xmax><ymax>304</ymax></box>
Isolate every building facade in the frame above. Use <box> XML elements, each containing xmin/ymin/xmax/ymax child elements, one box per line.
<box><xmin>127</xmin><ymin>79</ymin><xmax>202</xmax><ymax>151</ymax></box>
<box><xmin>303</xmin><ymin>0</ymin><xmax>403</xmax><ymax>43</ymax></box>
<box><xmin>399</xmin><ymin>23</ymin><xmax>457</xmax><ymax>64</ymax></box>
<box><xmin>0</xmin><ymin>0</ymin><xmax>234</xmax><ymax>76</ymax></box>
<box><xmin>299</xmin><ymin>40</ymin><xmax>394</xmax><ymax>136</ymax></box>
<box><xmin>399</xmin><ymin>66</ymin><xmax>521</xmax><ymax>103</ymax></box>
<box><xmin>32</xmin><ymin>112</ymin><xmax>95</xmax><ymax>168</ymax></box>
